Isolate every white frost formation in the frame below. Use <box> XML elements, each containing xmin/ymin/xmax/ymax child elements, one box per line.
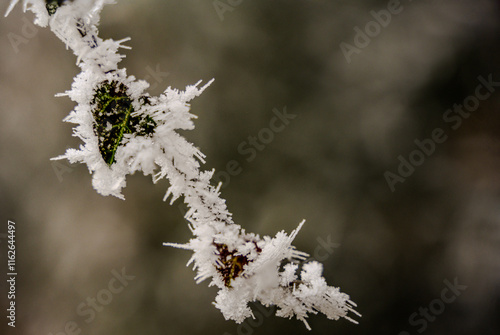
<box><xmin>6</xmin><ymin>0</ymin><xmax>360</xmax><ymax>329</ymax></box>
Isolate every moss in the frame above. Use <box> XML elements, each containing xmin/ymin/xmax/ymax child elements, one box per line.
<box><xmin>92</xmin><ymin>81</ymin><xmax>157</xmax><ymax>166</ymax></box>
<box><xmin>215</xmin><ymin>243</ymin><xmax>249</xmax><ymax>288</ymax></box>
<box><xmin>45</xmin><ymin>0</ymin><xmax>66</xmax><ymax>15</ymax></box>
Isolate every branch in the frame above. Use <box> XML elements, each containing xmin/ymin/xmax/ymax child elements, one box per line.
<box><xmin>6</xmin><ymin>0</ymin><xmax>360</xmax><ymax>329</ymax></box>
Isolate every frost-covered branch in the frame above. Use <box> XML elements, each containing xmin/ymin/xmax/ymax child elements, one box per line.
<box><xmin>6</xmin><ymin>0</ymin><xmax>360</xmax><ymax>329</ymax></box>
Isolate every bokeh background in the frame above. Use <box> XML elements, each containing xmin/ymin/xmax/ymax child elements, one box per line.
<box><xmin>1</xmin><ymin>0</ymin><xmax>500</xmax><ymax>334</ymax></box>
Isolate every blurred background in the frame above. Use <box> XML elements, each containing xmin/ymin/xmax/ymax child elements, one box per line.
<box><xmin>1</xmin><ymin>0</ymin><xmax>500</xmax><ymax>334</ymax></box>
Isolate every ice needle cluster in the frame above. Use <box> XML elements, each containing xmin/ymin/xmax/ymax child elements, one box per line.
<box><xmin>6</xmin><ymin>0</ymin><xmax>360</xmax><ymax>329</ymax></box>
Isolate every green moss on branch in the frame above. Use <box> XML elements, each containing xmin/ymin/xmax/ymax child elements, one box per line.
<box><xmin>92</xmin><ymin>81</ymin><xmax>157</xmax><ymax>166</ymax></box>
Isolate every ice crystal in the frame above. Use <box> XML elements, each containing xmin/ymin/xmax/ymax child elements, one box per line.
<box><xmin>6</xmin><ymin>0</ymin><xmax>360</xmax><ymax>329</ymax></box>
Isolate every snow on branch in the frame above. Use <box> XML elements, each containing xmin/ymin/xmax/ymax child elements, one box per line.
<box><xmin>6</xmin><ymin>0</ymin><xmax>360</xmax><ymax>329</ymax></box>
